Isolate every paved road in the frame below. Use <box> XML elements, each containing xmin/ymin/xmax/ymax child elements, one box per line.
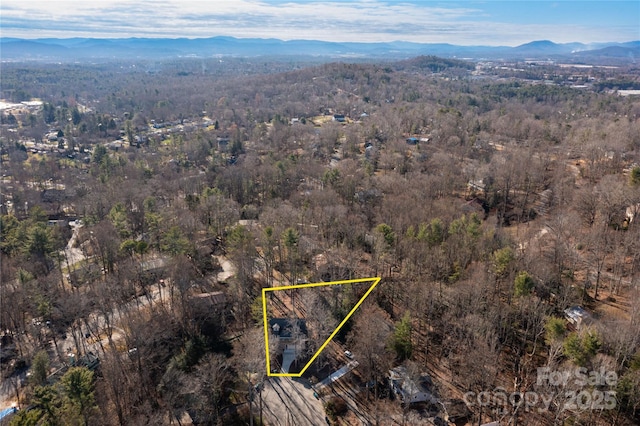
<box><xmin>62</xmin><ymin>220</ymin><xmax>85</xmax><ymax>268</ymax></box>
<box><xmin>260</xmin><ymin>376</ymin><xmax>326</xmax><ymax>426</ymax></box>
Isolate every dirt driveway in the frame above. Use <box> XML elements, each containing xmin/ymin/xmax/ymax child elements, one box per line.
<box><xmin>260</xmin><ymin>376</ymin><xmax>326</xmax><ymax>425</ymax></box>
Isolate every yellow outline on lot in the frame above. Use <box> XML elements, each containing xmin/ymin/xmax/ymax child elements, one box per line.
<box><xmin>262</xmin><ymin>277</ymin><xmax>380</xmax><ymax>377</ymax></box>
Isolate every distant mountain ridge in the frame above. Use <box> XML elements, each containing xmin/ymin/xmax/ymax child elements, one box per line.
<box><xmin>1</xmin><ymin>36</ymin><xmax>638</xmax><ymax>64</ymax></box>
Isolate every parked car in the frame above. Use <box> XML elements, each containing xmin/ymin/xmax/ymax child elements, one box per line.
<box><xmin>344</xmin><ymin>350</ymin><xmax>354</xmax><ymax>359</ymax></box>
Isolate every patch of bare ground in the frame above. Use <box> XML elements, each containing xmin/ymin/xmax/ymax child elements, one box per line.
<box><xmin>590</xmin><ymin>287</ymin><xmax>634</xmax><ymax>322</ymax></box>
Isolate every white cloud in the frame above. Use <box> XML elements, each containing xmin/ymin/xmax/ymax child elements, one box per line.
<box><xmin>1</xmin><ymin>0</ymin><xmax>636</xmax><ymax>45</ymax></box>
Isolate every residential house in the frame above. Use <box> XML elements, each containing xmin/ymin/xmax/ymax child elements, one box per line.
<box><xmin>626</xmin><ymin>203</ymin><xmax>640</xmax><ymax>224</ymax></box>
<box><xmin>405</xmin><ymin>137</ymin><xmax>419</xmax><ymax>145</ymax></box>
<box><xmin>467</xmin><ymin>178</ymin><xmax>486</xmax><ymax>192</ymax></box>
<box><xmin>564</xmin><ymin>306</ymin><xmax>592</xmax><ymax>328</ymax></box>
<box><xmin>389</xmin><ymin>365</ymin><xmax>436</xmax><ymax>404</ymax></box>
<box><xmin>216</xmin><ymin>137</ymin><xmax>230</xmax><ymax>150</ymax></box>
<box><xmin>47</xmin><ymin>219</ymin><xmax>69</xmax><ymax>227</ymax></box>
<box><xmin>141</xmin><ymin>256</ymin><xmax>169</xmax><ymax>274</ymax></box>
<box><xmin>364</xmin><ymin>142</ymin><xmax>374</xmax><ymax>159</ymax></box>
<box><xmin>139</xmin><ymin>256</ymin><xmax>170</xmax><ymax>283</ymax></box>
<box><xmin>269</xmin><ymin>318</ymin><xmax>307</xmax><ymax>373</ymax></box>
<box><xmin>46</xmin><ymin>130</ymin><xmax>61</xmax><ymax>142</ymax></box>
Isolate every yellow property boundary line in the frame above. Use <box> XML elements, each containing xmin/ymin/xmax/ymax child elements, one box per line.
<box><xmin>262</xmin><ymin>277</ymin><xmax>381</xmax><ymax>377</ymax></box>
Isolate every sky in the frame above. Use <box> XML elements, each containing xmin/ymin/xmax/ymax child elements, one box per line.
<box><xmin>1</xmin><ymin>1</ymin><xmax>638</xmax><ymax>46</ymax></box>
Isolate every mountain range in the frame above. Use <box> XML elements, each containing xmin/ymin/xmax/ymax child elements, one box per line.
<box><xmin>1</xmin><ymin>37</ymin><xmax>639</xmax><ymax>64</ymax></box>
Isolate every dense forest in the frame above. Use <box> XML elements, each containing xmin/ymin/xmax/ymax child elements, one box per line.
<box><xmin>1</xmin><ymin>55</ymin><xmax>640</xmax><ymax>426</ymax></box>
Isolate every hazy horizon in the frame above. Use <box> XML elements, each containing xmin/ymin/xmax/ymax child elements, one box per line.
<box><xmin>1</xmin><ymin>1</ymin><xmax>638</xmax><ymax>47</ymax></box>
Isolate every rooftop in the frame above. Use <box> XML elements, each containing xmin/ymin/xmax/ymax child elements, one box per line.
<box><xmin>269</xmin><ymin>318</ymin><xmax>307</xmax><ymax>339</ymax></box>
<box><xmin>564</xmin><ymin>306</ymin><xmax>592</xmax><ymax>325</ymax></box>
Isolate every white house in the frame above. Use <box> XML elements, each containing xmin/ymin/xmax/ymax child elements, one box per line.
<box><xmin>389</xmin><ymin>365</ymin><xmax>436</xmax><ymax>404</ymax></box>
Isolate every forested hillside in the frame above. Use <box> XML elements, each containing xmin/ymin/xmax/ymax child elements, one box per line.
<box><xmin>1</xmin><ymin>57</ymin><xmax>639</xmax><ymax>425</ymax></box>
